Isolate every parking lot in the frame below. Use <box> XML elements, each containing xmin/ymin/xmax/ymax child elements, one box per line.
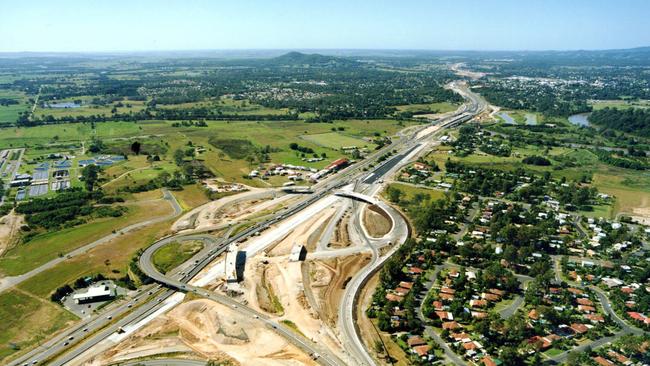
<box><xmin>62</xmin><ymin>281</ymin><xmax>129</xmax><ymax>318</ymax></box>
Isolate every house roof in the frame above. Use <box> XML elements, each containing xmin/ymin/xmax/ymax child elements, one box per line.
<box><xmin>440</xmin><ymin>287</ymin><xmax>456</xmax><ymax>294</ymax></box>
<box><xmin>442</xmin><ymin>321</ymin><xmax>460</xmax><ymax>330</ymax></box>
<box><xmin>592</xmin><ymin>356</ymin><xmax>615</xmax><ymax>366</ymax></box>
<box><xmin>576</xmin><ymin>298</ymin><xmax>593</xmax><ymax>306</ymax></box>
<box><xmin>482</xmin><ymin>356</ymin><xmax>503</xmax><ymax>366</ymax></box>
<box><xmin>439</xmin><ymin>292</ymin><xmax>455</xmax><ymax>301</ymax></box>
<box><xmin>413</xmin><ymin>344</ymin><xmax>431</xmax><ymax>357</ymax></box>
<box><xmin>570</xmin><ymin>323</ymin><xmax>588</xmax><ymax>334</ymax></box>
<box><xmin>407</xmin><ymin>335</ymin><xmax>427</xmax><ymax>347</ymax></box>
<box><xmin>585</xmin><ymin>313</ymin><xmax>604</xmax><ymax>322</ymax></box>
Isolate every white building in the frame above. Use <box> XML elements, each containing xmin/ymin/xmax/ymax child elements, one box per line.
<box><xmin>73</xmin><ymin>284</ymin><xmax>115</xmax><ymax>304</ymax></box>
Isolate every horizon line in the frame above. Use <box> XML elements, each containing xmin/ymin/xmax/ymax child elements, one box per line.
<box><xmin>1</xmin><ymin>45</ymin><xmax>649</xmax><ymax>57</ymax></box>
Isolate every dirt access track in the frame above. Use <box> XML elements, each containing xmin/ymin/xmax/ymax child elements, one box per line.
<box><xmin>0</xmin><ymin>211</ymin><xmax>23</xmax><ymax>256</ymax></box>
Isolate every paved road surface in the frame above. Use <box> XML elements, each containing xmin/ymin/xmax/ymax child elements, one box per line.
<box><xmin>15</xmin><ymin>79</ymin><xmax>486</xmax><ymax>365</ymax></box>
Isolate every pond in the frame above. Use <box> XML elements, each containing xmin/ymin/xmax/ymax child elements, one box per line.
<box><xmin>497</xmin><ymin>112</ymin><xmax>516</xmax><ymax>124</ymax></box>
<box><xmin>568</xmin><ymin>113</ymin><xmax>591</xmax><ymax>127</ymax></box>
<box><xmin>524</xmin><ymin>113</ymin><xmax>537</xmax><ymax>125</ymax></box>
<box><xmin>46</xmin><ymin>102</ymin><xmax>81</xmax><ymax>109</ymax></box>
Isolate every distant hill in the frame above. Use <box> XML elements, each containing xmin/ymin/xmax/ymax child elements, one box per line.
<box><xmin>267</xmin><ymin>51</ymin><xmax>358</xmax><ymax>67</ymax></box>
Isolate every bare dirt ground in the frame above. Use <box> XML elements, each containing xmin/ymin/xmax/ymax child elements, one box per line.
<box><xmin>309</xmin><ymin>254</ymin><xmax>372</xmax><ymax>327</ymax></box>
<box><xmin>91</xmin><ymin>299</ymin><xmax>317</xmax><ymax>366</ymax></box>
<box><xmin>265</xmin><ymin>206</ymin><xmax>336</xmax><ymax>257</ymax></box>
<box><xmin>172</xmin><ymin>185</ymin><xmax>293</xmax><ymax>232</ymax></box>
<box><xmin>329</xmin><ymin>213</ymin><xmax>351</xmax><ymax>249</ymax></box>
<box><xmin>237</xmin><ymin>206</ymin><xmax>347</xmax><ymax>359</ymax></box>
<box><xmin>631</xmin><ymin>207</ymin><xmax>650</xmax><ymax>225</ymax></box>
<box><xmin>0</xmin><ymin>211</ymin><xmax>23</xmax><ymax>256</ymax></box>
<box><xmin>362</xmin><ymin>205</ymin><xmax>392</xmax><ymax>238</ymax></box>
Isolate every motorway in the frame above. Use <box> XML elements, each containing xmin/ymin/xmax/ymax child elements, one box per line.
<box><xmin>12</xmin><ymin>81</ymin><xmax>487</xmax><ymax>366</ymax></box>
<box><xmin>336</xmin><ymin>82</ymin><xmax>489</xmax><ymax>366</ymax></box>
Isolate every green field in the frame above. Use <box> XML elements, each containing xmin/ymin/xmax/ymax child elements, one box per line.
<box><xmin>0</xmin><ymin>200</ymin><xmax>172</xmax><ymax>276</ymax></box>
<box><xmin>152</xmin><ymin>240</ymin><xmax>204</xmax><ymax>274</ymax></box>
<box><xmin>34</xmin><ymin>98</ymin><xmax>147</xmax><ymax>119</ymax></box>
<box><xmin>0</xmin><ymin>289</ymin><xmax>76</xmax><ymax>361</ymax></box>
<box><xmin>0</xmin><ymin>90</ymin><xmax>30</xmax><ymax>125</ymax></box>
<box><xmin>394</xmin><ymin>102</ymin><xmax>459</xmax><ymax>114</ymax></box>
<box><xmin>590</xmin><ymin>99</ymin><xmax>650</xmax><ymax>110</ymax></box>
<box><xmin>383</xmin><ymin>182</ymin><xmax>446</xmax><ymax>202</ymax></box>
<box><xmin>300</xmin><ymin>132</ymin><xmax>375</xmax><ymax>150</ymax></box>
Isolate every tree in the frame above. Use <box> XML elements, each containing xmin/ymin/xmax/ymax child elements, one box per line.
<box><xmin>387</xmin><ymin>186</ymin><xmax>403</xmax><ymax>203</ymax></box>
<box><xmin>173</xmin><ymin>149</ymin><xmax>185</xmax><ymax>166</ymax></box>
<box><xmin>81</xmin><ymin>165</ymin><xmax>101</xmax><ymax>191</ymax></box>
<box><xmin>130</xmin><ymin>141</ymin><xmax>141</xmax><ymax>155</ymax></box>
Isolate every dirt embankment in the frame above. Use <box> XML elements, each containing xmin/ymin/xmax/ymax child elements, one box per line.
<box><xmin>328</xmin><ymin>213</ymin><xmax>351</xmax><ymax>249</ymax></box>
<box><xmin>362</xmin><ymin>205</ymin><xmax>392</xmax><ymax>238</ymax></box>
<box><xmin>254</xmin><ymin>262</ymin><xmax>284</xmax><ymax>315</ymax></box>
<box><xmin>310</xmin><ymin>254</ymin><xmax>371</xmax><ymax>326</ymax></box>
<box><xmin>95</xmin><ymin>299</ymin><xmax>317</xmax><ymax>366</ymax></box>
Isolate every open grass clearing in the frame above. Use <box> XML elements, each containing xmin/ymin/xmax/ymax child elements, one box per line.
<box><xmin>152</xmin><ymin>240</ymin><xmax>204</xmax><ymax>274</ymax></box>
<box><xmin>300</xmin><ymin>131</ymin><xmax>375</xmax><ymax>150</ymax></box>
<box><xmin>590</xmin><ymin>99</ymin><xmax>650</xmax><ymax>110</ymax></box>
<box><xmin>0</xmin><ymin>199</ymin><xmax>173</xmax><ymax>276</ymax></box>
<box><xmin>384</xmin><ymin>182</ymin><xmax>446</xmax><ymax>203</ymax></box>
<box><xmin>171</xmin><ymin>184</ymin><xmax>210</xmax><ymax>211</ymax></box>
<box><xmin>17</xmin><ymin>218</ymin><xmax>174</xmax><ymax>298</ymax></box>
<box><xmin>0</xmin><ymin>289</ymin><xmax>76</xmax><ymax>362</ymax></box>
<box><xmin>393</xmin><ymin>101</ymin><xmax>459</xmax><ymax>114</ymax></box>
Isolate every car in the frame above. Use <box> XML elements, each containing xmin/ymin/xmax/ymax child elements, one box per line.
<box><xmin>83</xmin><ymin>328</ymin><xmax>88</xmax><ymax>332</ymax></box>
<box><xmin>254</xmin><ymin>315</ymin><xmax>259</xmax><ymax>319</ymax></box>
<box><xmin>127</xmin><ymin>304</ymin><xmax>132</xmax><ymax>308</ymax></box>
<box><xmin>148</xmin><ymin>291</ymin><xmax>153</xmax><ymax>295</ymax></box>
<box><xmin>68</xmin><ymin>336</ymin><xmax>74</xmax><ymax>340</ymax></box>
<box><xmin>63</xmin><ymin>341</ymin><xmax>69</xmax><ymax>346</ymax></box>
<box><xmin>106</xmin><ymin>315</ymin><xmax>112</xmax><ymax>320</ymax></box>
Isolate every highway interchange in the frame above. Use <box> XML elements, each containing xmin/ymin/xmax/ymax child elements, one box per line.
<box><xmin>17</xmin><ymin>79</ymin><xmax>640</xmax><ymax>366</ymax></box>
<box><xmin>9</xmin><ymin>81</ymin><xmax>488</xmax><ymax>366</ymax></box>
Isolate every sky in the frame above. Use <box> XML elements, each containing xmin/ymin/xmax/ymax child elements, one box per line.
<box><xmin>1</xmin><ymin>0</ymin><xmax>649</xmax><ymax>53</ymax></box>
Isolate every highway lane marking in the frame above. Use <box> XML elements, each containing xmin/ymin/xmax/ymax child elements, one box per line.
<box><xmin>107</xmin><ymin>292</ymin><xmax>185</xmax><ymax>342</ymax></box>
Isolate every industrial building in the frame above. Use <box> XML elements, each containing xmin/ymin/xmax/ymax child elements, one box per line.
<box><xmin>73</xmin><ymin>283</ymin><xmax>116</xmax><ymax>304</ymax></box>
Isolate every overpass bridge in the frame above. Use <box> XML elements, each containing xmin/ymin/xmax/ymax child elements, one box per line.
<box><xmin>333</xmin><ymin>190</ymin><xmax>379</xmax><ymax>205</ymax></box>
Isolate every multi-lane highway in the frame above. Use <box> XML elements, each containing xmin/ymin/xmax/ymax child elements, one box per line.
<box><xmin>13</xmin><ymin>80</ymin><xmax>487</xmax><ymax>366</ymax></box>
